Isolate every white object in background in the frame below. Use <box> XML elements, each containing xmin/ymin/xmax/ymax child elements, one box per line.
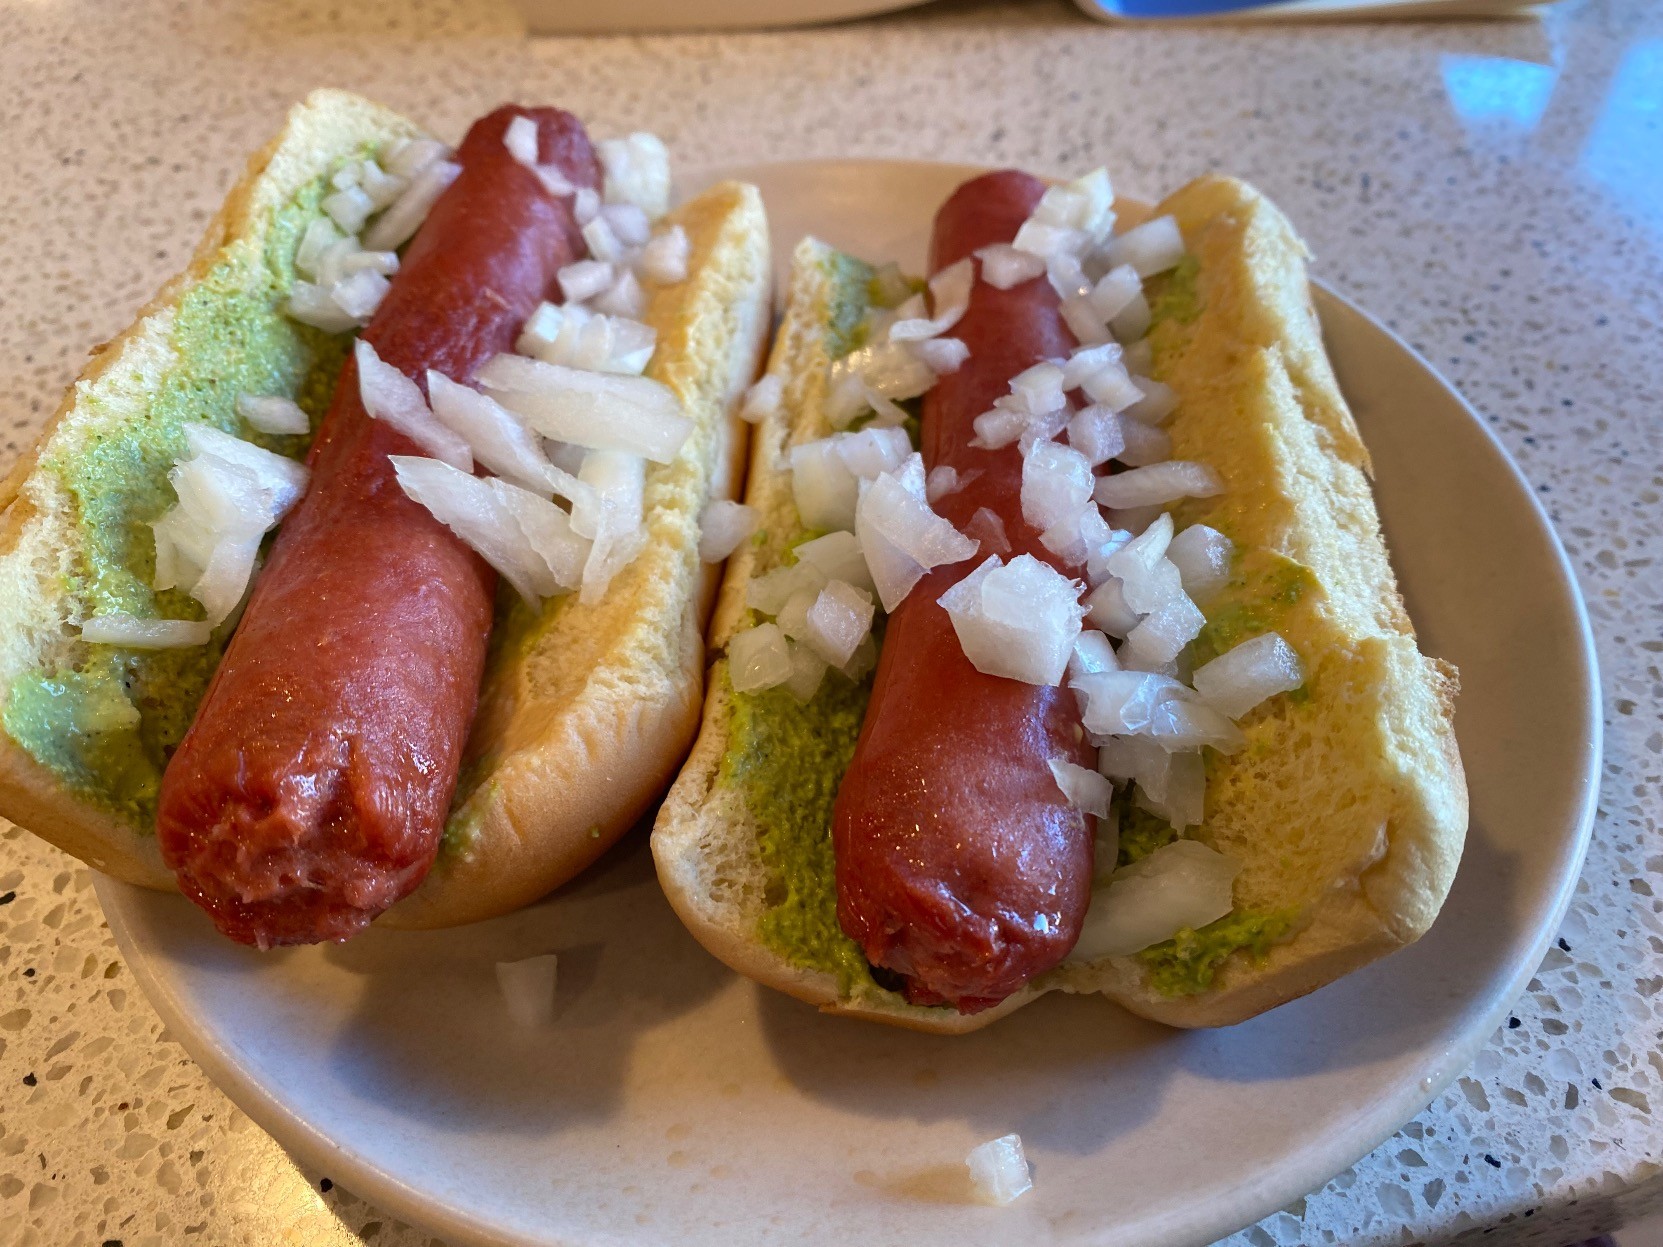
<box><xmin>509</xmin><ymin>0</ymin><xmax>934</xmax><ymax>33</ymax></box>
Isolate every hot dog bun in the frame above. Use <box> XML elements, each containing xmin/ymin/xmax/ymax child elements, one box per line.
<box><xmin>653</xmin><ymin>176</ymin><xmax>1466</xmax><ymax>1031</ymax></box>
<box><xmin>0</xmin><ymin>90</ymin><xmax>772</xmax><ymax>929</ymax></box>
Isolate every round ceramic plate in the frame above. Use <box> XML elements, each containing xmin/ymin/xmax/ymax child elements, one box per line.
<box><xmin>95</xmin><ymin>160</ymin><xmax>1600</xmax><ymax>1247</ymax></box>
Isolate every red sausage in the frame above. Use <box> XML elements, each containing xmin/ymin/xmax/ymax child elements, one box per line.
<box><xmin>832</xmin><ymin>170</ymin><xmax>1097</xmax><ymax>1012</ymax></box>
<box><xmin>156</xmin><ymin>108</ymin><xmax>599</xmax><ymax>948</ymax></box>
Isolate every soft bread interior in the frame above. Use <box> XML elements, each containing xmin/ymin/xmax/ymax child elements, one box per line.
<box><xmin>0</xmin><ymin>89</ymin><xmax>419</xmax><ymax>888</ymax></box>
<box><xmin>656</xmin><ymin>181</ymin><xmax>1467</xmax><ymax>1032</ymax></box>
<box><xmin>382</xmin><ymin>180</ymin><xmax>772</xmax><ymax>929</ymax></box>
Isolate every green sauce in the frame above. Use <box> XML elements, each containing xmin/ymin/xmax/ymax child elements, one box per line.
<box><xmin>1138</xmin><ymin>909</ymin><xmax>1296</xmax><ymax>996</ymax></box>
<box><xmin>1190</xmin><ymin>550</ymin><xmax>1317</xmax><ymax>671</ymax></box>
<box><xmin>1148</xmin><ymin>253</ymin><xmax>1202</xmax><ymax>327</ymax></box>
<box><xmin>1</xmin><ymin>165</ymin><xmax>358</xmax><ymax>828</ymax></box>
<box><xmin>1116</xmin><ymin>803</ymin><xmax>1178</xmax><ymax>868</ymax></box>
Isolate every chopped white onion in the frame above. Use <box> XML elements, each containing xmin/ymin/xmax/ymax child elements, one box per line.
<box><xmin>889</xmin><ymin>258</ymin><xmax>973</xmax><ymax>342</ymax></box>
<box><xmin>1049</xmin><ymin>756</ymin><xmax>1114</xmax><ymax>818</ymax></box>
<box><xmin>963</xmin><ymin>506</ymin><xmax>1012</xmax><ymax>558</ymax></box>
<box><xmin>477</xmin><ymin>353</ymin><xmax>691</xmax><ymax>464</ymax></box>
<box><xmin>601</xmin><ymin>202</ymin><xmax>652</xmax><ymax>248</ymax></box>
<box><xmin>575</xmin><ymin>449</ymin><xmax>648</xmax><ymax>604</ymax></box>
<box><xmin>937</xmin><ymin>554</ymin><xmax>1085</xmax><ymax>686</ymax></box>
<box><xmin>740</xmin><ymin>374</ymin><xmax>782</xmax><ymax>425</ymax></box>
<box><xmin>1048</xmin><ymin>250</ymin><xmax>1092</xmax><ymax>301</ymax></box>
<box><xmin>1095</xmin><ymin>461</ymin><xmax>1222</xmax><ymax>510</ymax></box>
<box><xmin>495</xmin><ymin>954</ymin><xmax>558</xmax><ymax>1028</ymax></box>
<box><xmin>1122</xmin><ymin>338</ymin><xmax>1154</xmax><ymax>377</ymax></box>
<box><xmin>855</xmin><ymin>455</ymin><xmax>977</xmax><ymax>611</ymax></box>
<box><xmin>1105</xmin><ymin>510</ymin><xmax>1172</xmax><ymax>587</ymax></box>
<box><xmin>1110</xmin><ymin>289</ymin><xmax>1152</xmax><ymax>343</ymax></box>
<box><xmin>362</xmin><ymin>158</ymin><xmax>461</xmax><ymax>252</ymax></box>
<box><xmin>1085</xmin><ymin>527</ymin><xmax>1135</xmax><ymax>587</ymax></box>
<box><xmin>1068</xmin><ymin>628</ymin><xmax>1121</xmax><ymax>680</ymax></box>
<box><xmin>1009</xmin><ymin>361</ymin><xmax>1066</xmax><ymax>417</ymax></box>
<box><xmin>330</xmin><ymin>269</ymin><xmax>390</xmax><ymax>321</ymax></box>
<box><xmin>1192</xmin><ymin>632</ymin><xmax>1305</xmax><ymax>720</ymax></box>
<box><xmin>783</xmin><ymin>639</ymin><xmax>829</xmax><ymax>703</ymax></box>
<box><xmin>1060</xmin><ymin>342</ymin><xmax>1122</xmax><ymax>391</ymax></box>
<box><xmin>81</xmin><ymin>615</ymin><xmax>212</xmax><ymax>649</ymax></box>
<box><xmin>503</xmin><ymin>115</ymin><xmax>540</xmax><ymax>165</ymax></box>
<box><xmin>1103</xmin><ymin>215</ymin><xmax>1186</xmax><ymax>278</ymax></box>
<box><xmin>516</xmin><ymin>302</ymin><xmax>657</xmax><ymax>376</ymax></box>
<box><xmin>356</xmin><ymin>340</ymin><xmax>471</xmax><ymax>469</ymax></box>
<box><xmin>1078</xmin><ymin>360</ymin><xmax>1144</xmax><ymax>413</ymax></box>
<box><xmin>792</xmin><ymin>531</ymin><xmax>874</xmax><ymax>595</ymax></box>
<box><xmin>598</xmin><ymin>132</ymin><xmax>671</xmax><ymax>220</ymax></box>
<box><xmin>1084</xmin><ymin>575</ymin><xmax>1140</xmax><ymax>637</ymax></box>
<box><xmin>974</xmin><ymin>243</ymin><xmax>1046</xmax><ymax>290</ymax></box>
<box><xmin>1088</xmin><ymin>263</ymin><xmax>1142</xmax><ymax>323</ymax></box>
<box><xmin>558</xmin><ymin>259</ymin><xmax>615</xmax><ymax>303</ymax></box>
<box><xmin>925</xmin><ymin>465</ymin><xmax>960</xmax><ymax>503</ymax></box>
<box><xmin>593</xmin><ymin>268</ymin><xmax>646</xmax><ymax>320</ymax></box>
<box><xmin>294</xmin><ymin>217</ymin><xmax>342</xmax><ymax>281</ymax></box>
<box><xmin>1070</xmin><ymin>668</ymin><xmax>1187</xmax><ymax>737</ymax></box>
<box><xmin>966</xmin><ymin>1135</ymin><xmax>1033</xmax><ymax>1207</ymax></box>
<box><xmin>911</xmin><ymin>336</ymin><xmax>970</xmax><ymax>375</ymax></box>
<box><xmin>1020</xmin><ymin>440</ymin><xmax>1094</xmax><ymax>534</ymax></box>
<box><xmin>1068</xmin><ymin>405</ymin><xmax>1125</xmax><ymax>467</ymax></box>
<box><xmin>729</xmin><ymin>622</ymin><xmax>792</xmax><ymax>693</ymax></box>
<box><xmin>1060</xmin><ymin>294</ymin><xmax>1113</xmax><ymax>347</ymax></box>
<box><xmin>746</xmin><ymin>559</ymin><xmax>827</xmax><ymax>616</ymax></box>
<box><xmin>284</xmin><ymin>281</ymin><xmax>360</xmax><ymax>333</ymax></box>
<box><xmin>698</xmin><ymin>499</ymin><xmax>758</xmax><ymax>563</ymax></box>
<box><xmin>322</xmin><ymin>184</ymin><xmax>375</xmax><ymax>236</ymax></box>
<box><xmin>424</xmin><ymin>371</ymin><xmax>574</xmax><ymax>500</ymax></box>
<box><xmin>1116</xmin><ymin>417</ymin><xmax>1173</xmax><ymax>466</ymax></box>
<box><xmin>1150</xmin><ymin>696</ymin><xmax>1245</xmax><ymax>753</ymax></box>
<box><xmin>1122</xmin><ymin>593</ymin><xmax>1207</xmax><ymax>669</ymax></box>
<box><xmin>637</xmin><ymin>224</ymin><xmax>690</xmax><ymax>285</ymax></box>
<box><xmin>236</xmin><ymin>394</ymin><xmax>309</xmax><ymax>436</ymax></box>
<box><xmin>803</xmin><ymin>579</ymin><xmax>876</xmax><ymax>667</ymax></box>
<box><xmin>1166</xmin><ymin>524</ymin><xmax>1233</xmax><ymax>604</ymax></box>
<box><xmin>1125</xmin><ymin>378</ymin><xmax>1178</xmax><ymax>425</ymax></box>
<box><xmin>788</xmin><ymin>427</ymin><xmax>911</xmax><ymax>532</ymax></box>
<box><xmin>1069</xmin><ymin>840</ymin><xmax>1238</xmax><ymax>962</ymax></box>
<box><xmin>383</xmin><ymin>137</ymin><xmax>451</xmax><ymax>181</ymax></box>
<box><xmin>970</xmin><ymin>407</ymin><xmax>1028</xmax><ymax>451</ymax></box>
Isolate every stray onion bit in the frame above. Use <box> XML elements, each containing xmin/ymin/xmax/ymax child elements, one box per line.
<box><xmin>80</xmin><ymin>615</ymin><xmax>212</xmax><ymax>650</ymax></box>
<box><xmin>740</xmin><ymin>374</ymin><xmax>783</xmax><ymax>424</ymax></box>
<box><xmin>236</xmin><ymin>393</ymin><xmax>309</xmax><ymax>436</ymax></box>
<box><xmin>966</xmin><ymin>1134</ymin><xmax>1033</xmax><ymax>1206</ymax></box>
<box><xmin>495</xmin><ymin>954</ymin><xmax>559</xmax><ymax>1029</ymax></box>
<box><xmin>697</xmin><ymin>499</ymin><xmax>759</xmax><ymax>563</ymax></box>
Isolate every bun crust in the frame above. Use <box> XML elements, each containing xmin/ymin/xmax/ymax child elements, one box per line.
<box><xmin>653</xmin><ymin>180</ymin><xmax>1468</xmax><ymax>1031</ymax></box>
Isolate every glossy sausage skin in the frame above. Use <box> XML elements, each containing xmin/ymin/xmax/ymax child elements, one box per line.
<box><xmin>155</xmin><ymin>108</ymin><xmax>599</xmax><ymax>947</ymax></box>
<box><xmin>832</xmin><ymin>170</ymin><xmax>1097</xmax><ymax>1012</ymax></box>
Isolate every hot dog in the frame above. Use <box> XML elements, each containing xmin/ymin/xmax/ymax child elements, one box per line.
<box><xmin>155</xmin><ymin>108</ymin><xmax>594</xmax><ymax>947</ymax></box>
<box><xmin>0</xmin><ymin>90</ymin><xmax>772</xmax><ymax>941</ymax></box>
<box><xmin>834</xmin><ymin>172</ymin><xmax>1095</xmax><ymax>1010</ymax></box>
<box><xmin>655</xmin><ymin>169</ymin><xmax>1467</xmax><ymax>1031</ymax></box>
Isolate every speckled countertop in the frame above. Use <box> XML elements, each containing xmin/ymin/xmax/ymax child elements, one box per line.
<box><xmin>0</xmin><ymin>0</ymin><xmax>1659</xmax><ymax>1243</ymax></box>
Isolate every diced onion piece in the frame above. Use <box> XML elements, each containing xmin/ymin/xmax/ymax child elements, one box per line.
<box><xmin>284</xmin><ymin>281</ymin><xmax>360</xmax><ymax>333</ymax></box>
<box><xmin>746</xmin><ymin>559</ymin><xmax>828</xmax><ymax>616</ymax></box>
<box><xmin>1104</xmin><ymin>215</ymin><xmax>1186</xmax><ymax>278</ymax></box>
<box><xmin>1088</xmin><ymin>264</ymin><xmax>1142</xmax><ymax>322</ymax></box>
<box><xmin>383</xmin><ymin>137</ymin><xmax>451</xmax><ymax>180</ymax></box>
<box><xmin>1095</xmin><ymin>461</ymin><xmax>1222</xmax><ymax>511</ymax></box>
<box><xmin>1079</xmin><ymin>361</ymin><xmax>1144</xmax><ymax>414</ymax></box>
<box><xmin>792</xmin><ymin>531</ymin><xmax>874</xmax><ymax>595</ymax></box>
<box><xmin>1060</xmin><ymin>342</ymin><xmax>1123</xmax><ymax>391</ymax></box>
<box><xmin>911</xmin><ymin>337</ymin><xmax>970</xmax><ymax>374</ymax></box>
<box><xmin>1069</xmin><ymin>839</ymin><xmax>1238</xmax><ymax>961</ymax></box>
<box><xmin>921</xmin><ymin>467</ymin><xmax>962</xmax><ymax>507</ymax></box>
<box><xmin>835</xmin><ymin>338</ymin><xmax>938</xmax><ymax>406</ymax></box>
<box><xmin>740</xmin><ymin>374</ymin><xmax>782</xmax><ymax>424</ymax></box>
<box><xmin>1013</xmin><ymin>220</ymin><xmax>1087</xmax><ymax>261</ymax></box>
<box><xmin>494</xmin><ymin>478</ymin><xmax>589</xmax><ymax>591</ymax></box>
<box><xmin>970</xmin><ymin>407</ymin><xmax>1029</xmax><ymax>451</ymax></box>
<box><xmin>1068</xmin><ymin>406</ymin><xmax>1125</xmax><ymax>467</ymax></box>
<box><xmin>1085</xmin><ymin>527</ymin><xmax>1135</xmax><ymax>587</ymax></box>
<box><xmin>236</xmin><ymin>394</ymin><xmax>309</xmax><ymax>436</ymax></box>
<box><xmin>1048</xmin><ymin>251</ymin><xmax>1092</xmax><ymax>301</ymax></box>
<box><xmin>477</xmin><ymin>353</ymin><xmax>692</xmax><ymax>464</ymax></box>
<box><xmin>362</xmin><ymin>159</ymin><xmax>461</xmax><ymax>252</ymax></box>
<box><xmin>1123</xmin><ymin>592</ymin><xmax>1206</xmax><ymax>669</ymax></box>
<box><xmin>424</xmin><ymin>372</ymin><xmax>564</xmax><ymax>498</ymax></box>
<box><xmin>339</xmin><ymin>249</ymin><xmax>399</xmax><ymax>278</ymax></box>
<box><xmin>503</xmin><ymin>115</ymin><xmax>541</xmax><ymax>165</ymax></box>
<box><xmin>1150</xmin><ymin>696</ymin><xmax>1245</xmax><ymax>754</ymax></box>
<box><xmin>1070</xmin><ymin>668</ymin><xmax>1186</xmax><ymax>737</ymax></box>
<box><xmin>638</xmin><ymin>224</ymin><xmax>690</xmax><ymax>285</ymax></box>
<box><xmin>573</xmin><ymin>186</ymin><xmax>600</xmax><ymax>226</ymax></box>
<box><xmin>559</xmin><ymin>259</ymin><xmax>615</xmax><ymax>303</ymax></box>
<box><xmin>1191</xmin><ymin>632</ymin><xmax>1305</xmax><ymax>720</ymax></box>
<box><xmin>783</xmin><ymin>640</ymin><xmax>829</xmax><ymax>703</ymax></box>
<box><xmin>390</xmin><ymin>456</ymin><xmax>560</xmax><ymax>604</ymax></box>
<box><xmin>1068</xmin><ymin>628</ymin><xmax>1121</xmax><ymax>680</ymax></box>
<box><xmin>602</xmin><ymin>202</ymin><xmax>652</xmax><ymax>248</ymax></box>
<box><xmin>1146</xmin><ymin>748</ymin><xmax>1207</xmax><ymax>828</ymax></box>
<box><xmin>598</xmin><ymin>132</ymin><xmax>671</xmax><ymax>220</ymax></box>
<box><xmin>593</xmin><ymin>268</ymin><xmax>646</xmax><ymax>320</ymax></box>
<box><xmin>1049</xmin><ymin>757</ymin><xmax>1113</xmax><ymax>818</ymax></box>
<box><xmin>938</xmin><ymin>554</ymin><xmax>1085</xmax><ymax>686</ymax></box>
<box><xmin>81</xmin><ymin>615</ymin><xmax>211</xmax><ymax>649</ymax></box>
<box><xmin>181</xmin><ymin>425</ymin><xmax>309</xmax><ymax>512</ymax></box>
<box><xmin>788</xmin><ymin>427</ymin><xmax>911</xmax><ymax>533</ymax></box>
<box><xmin>495</xmin><ymin>954</ymin><xmax>558</xmax><ymax>1028</ymax></box>
<box><xmin>1060</xmin><ymin>295</ymin><xmax>1112</xmax><ymax>347</ymax></box>
<box><xmin>1166</xmin><ymin>524</ymin><xmax>1233</xmax><ymax>604</ymax></box>
<box><xmin>1122</xmin><ymin>338</ymin><xmax>1154</xmax><ymax>377</ymax></box>
<box><xmin>841</xmin><ymin>633</ymin><xmax>878</xmax><ymax>681</ymax></box>
<box><xmin>1126</xmin><ymin>378</ymin><xmax>1178</xmax><ymax>425</ymax></box>
<box><xmin>576</xmin><ymin>449</ymin><xmax>647</xmax><ymax>604</ymax></box>
<box><xmin>1110</xmin><ymin>289</ymin><xmax>1152</xmax><ymax>343</ymax></box>
<box><xmin>698</xmin><ymin>499</ymin><xmax>758</xmax><ymax>563</ymax></box>
<box><xmin>330</xmin><ymin>269</ymin><xmax>390</xmax><ymax>321</ymax></box>
<box><xmin>974</xmin><ymin>243</ymin><xmax>1046</xmax><ymax>290</ymax></box>
<box><xmin>295</xmin><ymin>217</ymin><xmax>343</xmax><ymax>281</ymax></box>
<box><xmin>356</xmin><ymin>340</ymin><xmax>471</xmax><ymax>469</ymax></box>
<box><xmin>1116</xmin><ymin>417</ymin><xmax>1173</xmax><ymax>467</ymax></box>
<box><xmin>889</xmin><ymin>258</ymin><xmax>973</xmax><ymax>342</ymax></box>
<box><xmin>953</xmin><ymin>510</ymin><xmax>1005</xmax><ymax>563</ymax></box>
<box><xmin>966</xmin><ymin>1135</ymin><xmax>1033</xmax><ymax>1207</ymax></box>
<box><xmin>1020</xmin><ymin>440</ymin><xmax>1095</xmax><ymax>538</ymax></box>
<box><xmin>1105</xmin><ymin>511</ymin><xmax>1172</xmax><ymax>587</ymax></box>
<box><xmin>855</xmin><ymin>456</ymin><xmax>978</xmax><ymax>610</ymax></box>
<box><xmin>1083</xmin><ymin>576</ymin><xmax>1139</xmax><ymax>637</ymax></box>
<box><xmin>322</xmin><ymin>184</ymin><xmax>375</xmax><ymax>236</ymax></box>
<box><xmin>800</xmin><ymin>579</ymin><xmax>875</xmax><ymax>667</ymax></box>
<box><xmin>729</xmin><ymin>622</ymin><xmax>792</xmax><ymax>693</ymax></box>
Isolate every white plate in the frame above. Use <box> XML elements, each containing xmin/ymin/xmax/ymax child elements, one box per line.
<box><xmin>95</xmin><ymin>160</ymin><xmax>1600</xmax><ymax>1247</ymax></box>
<box><xmin>506</xmin><ymin>0</ymin><xmax>931</xmax><ymax>34</ymax></box>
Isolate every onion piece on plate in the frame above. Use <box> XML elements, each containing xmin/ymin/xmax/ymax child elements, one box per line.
<box><xmin>966</xmin><ymin>1134</ymin><xmax>1033</xmax><ymax>1207</ymax></box>
<box><xmin>495</xmin><ymin>954</ymin><xmax>558</xmax><ymax>1029</ymax></box>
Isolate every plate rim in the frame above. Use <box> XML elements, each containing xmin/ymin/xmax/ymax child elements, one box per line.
<box><xmin>95</xmin><ymin>157</ymin><xmax>1602</xmax><ymax>1247</ymax></box>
